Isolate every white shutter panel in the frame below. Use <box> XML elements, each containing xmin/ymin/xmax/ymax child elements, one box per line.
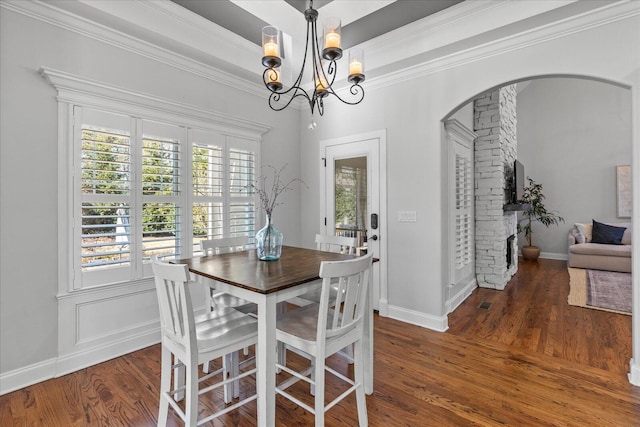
<box><xmin>229</xmin><ymin>142</ymin><xmax>256</xmax><ymax>240</ymax></box>
<box><xmin>191</xmin><ymin>130</ymin><xmax>225</xmax><ymax>255</ymax></box>
<box><xmin>140</xmin><ymin>120</ymin><xmax>184</xmax><ymax>265</ymax></box>
<box><xmin>78</xmin><ymin>109</ymin><xmax>133</xmax><ymax>287</ymax></box>
<box><xmin>455</xmin><ymin>154</ymin><xmax>472</xmax><ymax>269</ymax></box>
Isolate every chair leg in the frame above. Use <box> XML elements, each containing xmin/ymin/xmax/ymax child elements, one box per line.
<box><xmin>277</xmin><ymin>341</ymin><xmax>286</xmax><ymax>374</ymax></box>
<box><xmin>314</xmin><ymin>359</ymin><xmax>325</xmax><ymax>427</ymax></box>
<box><xmin>231</xmin><ymin>351</ymin><xmax>240</xmax><ymax>399</ymax></box>
<box><xmin>276</xmin><ymin>302</ymin><xmax>287</xmax><ymax>372</ymax></box>
<box><xmin>340</xmin><ymin>344</ymin><xmax>354</xmax><ymax>364</ymax></box>
<box><xmin>353</xmin><ymin>340</ymin><xmax>368</xmax><ymax>427</ymax></box>
<box><xmin>157</xmin><ymin>345</ymin><xmax>171</xmax><ymax>427</ymax></box>
<box><xmin>223</xmin><ymin>353</ymin><xmax>233</xmax><ymax>404</ymax></box>
<box><xmin>185</xmin><ymin>356</ymin><xmax>199</xmax><ymax>426</ymax></box>
<box><xmin>174</xmin><ymin>355</ymin><xmax>185</xmax><ymax>402</ymax></box>
<box><xmin>310</xmin><ymin>355</ymin><xmax>316</xmax><ymax>396</ymax></box>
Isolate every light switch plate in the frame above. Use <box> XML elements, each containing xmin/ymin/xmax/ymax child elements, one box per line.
<box><xmin>398</xmin><ymin>211</ymin><xmax>417</xmax><ymax>222</ymax></box>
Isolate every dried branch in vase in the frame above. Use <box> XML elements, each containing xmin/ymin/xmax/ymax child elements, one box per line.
<box><xmin>245</xmin><ymin>164</ymin><xmax>307</xmax><ymax>216</ymax></box>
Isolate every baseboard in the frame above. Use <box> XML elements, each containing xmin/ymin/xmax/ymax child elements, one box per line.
<box><xmin>629</xmin><ymin>358</ymin><xmax>640</xmax><ymax>387</ymax></box>
<box><xmin>386</xmin><ymin>304</ymin><xmax>448</xmax><ymax>332</ymax></box>
<box><xmin>55</xmin><ymin>328</ymin><xmax>161</xmax><ymax>378</ymax></box>
<box><xmin>446</xmin><ymin>279</ymin><xmax>477</xmax><ymax>314</ymax></box>
<box><xmin>0</xmin><ymin>357</ymin><xmax>57</xmax><ymax>396</ymax></box>
<box><xmin>378</xmin><ymin>298</ymin><xmax>389</xmax><ymax>317</ymax></box>
<box><xmin>538</xmin><ymin>251</ymin><xmax>567</xmax><ymax>261</ymax></box>
<box><xmin>0</xmin><ymin>329</ymin><xmax>160</xmax><ymax>396</ymax></box>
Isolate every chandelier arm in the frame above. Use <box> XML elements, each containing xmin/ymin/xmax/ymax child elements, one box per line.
<box><xmin>326</xmin><ymin>83</ymin><xmax>366</xmax><ymax>106</ymax></box>
<box><xmin>263</xmin><ymin>14</ymin><xmax>317</xmax><ymax>112</ymax></box>
<box><xmin>288</xmin><ymin>14</ymin><xmax>314</xmax><ymax>93</ymax></box>
<box><xmin>311</xmin><ymin>18</ymin><xmax>331</xmax><ymax>88</ymax></box>
<box><xmin>267</xmin><ymin>89</ymin><xmax>313</xmax><ymax>112</ymax></box>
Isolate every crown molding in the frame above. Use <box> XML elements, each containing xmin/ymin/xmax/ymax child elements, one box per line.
<box><xmin>1</xmin><ymin>0</ymin><xmax>265</xmax><ymax>99</ymax></box>
<box><xmin>347</xmin><ymin>0</ymin><xmax>640</xmax><ymax>95</ymax></box>
<box><xmin>4</xmin><ymin>0</ymin><xmax>637</xmax><ymax>115</ymax></box>
<box><xmin>39</xmin><ymin>67</ymin><xmax>271</xmax><ymax>139</ymax></box>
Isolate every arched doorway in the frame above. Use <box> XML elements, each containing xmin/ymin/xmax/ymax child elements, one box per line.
<box><xmin>442</xmin><ymin>75</ymin><xmax>636</xmax><ymax>384</ymax></box>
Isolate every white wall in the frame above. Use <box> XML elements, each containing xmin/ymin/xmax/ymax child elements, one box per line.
<box><xmin>299</xmin><ymin>9</ymin><xmax>640</xmax><ymax>329</ymax></box>
<box><xmin>2</xmin><ymin>1</ymin><xmax>640</xmax><ymax>391</ymax></box>
<box><xmin>517</xmin><ymin>78</ymin><xmax>632</xmax><ymax>257</ymax></box>
<box><xmin>0</xmin><ymin>7</ymin><xmax>300</xmax><ymax>378</ymax></box>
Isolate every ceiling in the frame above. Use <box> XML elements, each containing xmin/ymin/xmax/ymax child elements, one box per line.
<box><xmin>26</xmin><ymin>0</ymin><xmax>608</xmax><ymax>97</ymax></box>
<box><xmin>170</xmin><ymin>0</ymin><xmax>465</xmax><ymax>50</ymax></box>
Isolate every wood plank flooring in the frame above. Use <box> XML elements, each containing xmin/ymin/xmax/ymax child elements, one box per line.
<box><xmin>1</xmin><ymin>258</ymin><xmax>638</xmax><ymax>426</ymax></box>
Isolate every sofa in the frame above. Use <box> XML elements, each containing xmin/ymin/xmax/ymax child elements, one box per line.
<box><xmin>568</xmin><ymin>220</ymin><xmax>631</xmax><ymax>273</ymax></box>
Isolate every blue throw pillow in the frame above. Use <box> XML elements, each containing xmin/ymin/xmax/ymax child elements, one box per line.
<box><xmin>591</xmin><ymin>220</ymin><xmax>626</xmax><ymax>245</ymax></box>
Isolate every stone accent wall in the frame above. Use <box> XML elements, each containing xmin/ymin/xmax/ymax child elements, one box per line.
<box><xmin>473</xmin><ymin>85</ymin><xmax>518</xmax><ymax>290</ymax></box>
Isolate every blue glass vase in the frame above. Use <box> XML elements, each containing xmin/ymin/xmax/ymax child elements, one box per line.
<box><xmin>256</xmin><ymin>213</ymin><xmax>283</xmax><ymax>261</ymax></box>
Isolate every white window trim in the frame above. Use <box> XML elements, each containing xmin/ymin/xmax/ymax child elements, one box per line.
<box><xmin>41</xmin><ymin>67</ymin><xmax>270</xmax><ymax>295</ymax></box>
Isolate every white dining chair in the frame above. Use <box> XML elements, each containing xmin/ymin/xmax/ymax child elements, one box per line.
<box><xmin>275</xmin><ymin>253</ymin><xmax>373</xmax><ymax>427</ymax></box>
<box><xmin>199</xmin><ymin>237</ymin><xmax>257</xmax><ymax>315</ymax></box>
<box><xmin>152</xmin><ymin>256</ymin><xmax>258</xmax><ymax>426</ymax></box>
<box><xmin>287</xmin><ymin>234</ymin><xmax>359</xmax><ymax>308</ymax></box>
<box><xmin>314</xmin><ymin>233</ymin><xmax>358</xmax><ymax>255</ymax></box>
<box><xmin>199</xmin><ymin>237</ymin><xmax>258</xmax><ymax>380</ymax></box>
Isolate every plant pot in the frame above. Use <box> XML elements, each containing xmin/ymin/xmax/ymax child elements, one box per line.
<box><xmin>521</xmin><ymin>245</ymin><xmax>540</xmax><ymax>261</ymax></box>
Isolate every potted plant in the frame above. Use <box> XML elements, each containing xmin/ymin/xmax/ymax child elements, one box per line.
<box><xmin>517</xmin><ymin>177</ymin><xmax>564</xmax><ymax>260</ymax></box>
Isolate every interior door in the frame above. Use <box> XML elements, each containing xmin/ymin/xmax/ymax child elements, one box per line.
<box><xmin>445</xmin><ymin>120</ymin><xmax>476</xmax><ymax>312</ymax></box>
<box><xmin>321</xmin><ymin>135</ymin><xmax>384</xmax><ymax>311</ymax></box>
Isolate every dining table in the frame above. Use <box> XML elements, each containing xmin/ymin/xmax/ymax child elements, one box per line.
<box><xmin>180</xmin><ymin>245</ymin><xmax>375</xmax><ymax>427</ymax></box>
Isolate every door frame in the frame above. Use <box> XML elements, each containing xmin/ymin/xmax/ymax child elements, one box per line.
<box><xmin>319</xmin><ymin>130</ymin><xmax>388</xmax><ymax>315</ymax></box>
<box><xmin>444</xmin><ymin>119</ymin><xmax>477</xmax><ymax>314</ymax></box>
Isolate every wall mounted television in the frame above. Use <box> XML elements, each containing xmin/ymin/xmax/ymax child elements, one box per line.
<box><xmin>513</xmin><ymin>159</ymin><xmax>525</xmax><ymax>203</ymax></box>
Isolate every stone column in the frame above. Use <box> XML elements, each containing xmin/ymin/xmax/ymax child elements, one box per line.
<box><xmin>474</xmin><ymin>85</ymin><xmax>518</xmax><ymax>290</ymax></box>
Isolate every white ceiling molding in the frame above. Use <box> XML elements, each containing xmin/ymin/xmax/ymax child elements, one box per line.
<box><xmin>318</xmin><ymin>0</ymin><xmax>639</xmax><ymax>111</ymax></box>
<box><xmin>39</xmin><ymin>67</ymin><xmax>271</xmax><ymax>139</ymax></box>
<box><xmin>5</xmin><ymin>0</ymin><xmax>636</xmax><ymax>115</ymax></box>
<box><xmin>1</xmin><ymin>0</ymin><xmax>267</xmax><ymax>98</ymax></box>
<box><xmin>357</xmin><ymin>0</ymin><xmax>578</xmax><ymax>74</ymax></box>
<box><xmin>319</xmin><ymin>1</ymin><xmax>397</xmax><ymax>26</ymax></box>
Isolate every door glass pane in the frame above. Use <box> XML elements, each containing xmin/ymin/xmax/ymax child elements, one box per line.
<box><xmin>334</xmin><ymin>156</ymin><xmax>367</xmax><ymax>247</ymax></box>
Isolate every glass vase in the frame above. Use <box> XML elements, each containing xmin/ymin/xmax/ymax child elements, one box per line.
<box><xmin>256</xmin><ymin>213</ymin><xmax>283</xmax><ymax>261</ymax></box>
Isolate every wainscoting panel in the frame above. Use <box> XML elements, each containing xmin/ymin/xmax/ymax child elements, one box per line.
<box><xmin>56</xmin><ymin>279</ymin><xmax>161</xmax><ymax>377</ymax></box>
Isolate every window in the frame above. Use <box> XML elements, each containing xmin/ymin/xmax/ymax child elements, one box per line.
<box><xmin>75</xmin><ymin>108</ymin><xmax>257</xmax><ymax>289</ymax></box>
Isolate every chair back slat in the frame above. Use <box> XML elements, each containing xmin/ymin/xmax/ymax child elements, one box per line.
<box><xmin>318</xmin><ymin>254</ymin><xmax>373</xmax><ymax>341</ymax></box>
<box><xmin>152</xmin><ymin>256</ymin><xmax>195</xmax><ymax>350</ymax></box>
<box><xmin>315</xmin><ymin>234</ymin><xmax>358</xmax><ymax>255</ymax></box>
<box><xmin>201</xmin><ymin>236</ymin><xmax>249</xmax><ymax>255</ymax></box>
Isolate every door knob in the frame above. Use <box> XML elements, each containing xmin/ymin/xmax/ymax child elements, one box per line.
<box><xmin>370</xmin><ymin>234</ymin><xmax>378</xmax><ymax>241</ymax></box>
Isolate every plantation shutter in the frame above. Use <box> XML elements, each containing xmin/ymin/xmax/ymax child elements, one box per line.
<box><xmin>74</xmin><ymin>109</ymin><xmax>260</xmax><ymax>289</ymax></box>
<box><xmin>228</xmin><ymin>138</ymin><xmax>256</xmax><ymax>241</ymax></box>
<box><xmin>191</xmin><ymin>130</ymin><xmax>225</xmax><ymax>255</ymax></box>
<box><xmin>78</xmin><ymin>108</ymin><xmax>133</xmax><ymax>288</ymax></box>
<box><xmin>455</xmin><ymin>153</ymin><xmax>472</xmax><ymax>269</ymax></box>
<box><xmin>190</xmin><ymin>132</ymin><xmax>256</xmax><ymax>255</ymax></box>
<box><xmin>139</xmin><ymin>120</ymin><xmax>185</xmax><ymax>277</ymax></box>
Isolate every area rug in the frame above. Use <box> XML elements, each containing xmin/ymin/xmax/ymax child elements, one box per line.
<box><xmin>567</xmin><ymin>268</ymin><xmax>631</xmax><ymax>315</ymax></box>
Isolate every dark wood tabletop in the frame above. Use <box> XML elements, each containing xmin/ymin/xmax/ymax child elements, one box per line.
<box><xmin>180</xmin><ymin>245</ymin><xmax>356</xmax><ymax>294</ymax></box>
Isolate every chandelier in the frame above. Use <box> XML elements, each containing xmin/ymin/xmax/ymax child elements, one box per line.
<box><xmin>261</xmin><ymin>0</ymin><xmax>365</xmax><ymax>122</ymax></box>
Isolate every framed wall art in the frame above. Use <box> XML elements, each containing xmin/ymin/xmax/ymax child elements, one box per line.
<box><xmin>616</xmin><ymin>164</ymin><xmax>631</xmax><ymax>218</ymax></box>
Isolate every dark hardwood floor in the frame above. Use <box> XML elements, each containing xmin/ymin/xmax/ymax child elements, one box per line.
<box><xmin>1</xmin><ymin>258</ymin><xmax>638</xmax><ymax>426</ymax></box>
